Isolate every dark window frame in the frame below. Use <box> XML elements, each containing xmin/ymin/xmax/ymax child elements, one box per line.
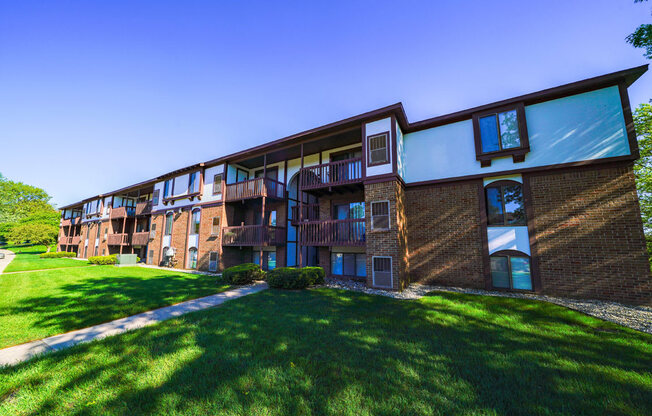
<box><xmin>485</xmin><ymin>180</ymin><xmax>526</xmax><ymax>226</ymax></box>
<box><xmin>330</xmin><ymin>252</ymin><xmax>366</xmax><ymax>278</ymax></box>
<box><xmin>164</xmin><ymin>212</ymin><xmax>174</xmax><ymax>236</ymax></box>
<box><xmin>190</xmin><ymin>208</ymin><xmax>201</xmax><ymax>235</ymax></box>
<box><xmin>367</xmin><ymin>132</ymin><xmax>390</xmax><ymax>166</ymax></box>
<box><xmin>211</xmin><ymin>216</ymin><xmax>221</xmax><ymax>236</ymax></box>
<box><xmin>472</xmin><ymin>102</ymin><xmax>529</xmax><ymax>167</ymax></box>
<box><xmin>489</xmin><ymin>250</ymin><xmax>533</xmax><ymax>291</ymax></box>
<box><xmin>212</xmin><ymin>174</ymin><xmax>223</xmax><ymax>196</ymax></box>
<box><xmin>370</xmin><ymin>200</ymin><xmax>390</xmax><ymax>231</ymax></box>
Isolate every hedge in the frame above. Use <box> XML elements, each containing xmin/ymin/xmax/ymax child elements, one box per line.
<box><xmin>40</xmin><ymin>252</ymin><xmax>77</xmax><ymax>259</ymax></box>
<box><xmin>88</xmin><ymin>255</ymin><xmax>118</xmax><ymax>265</ymax></box>
<box><xmin>266</xmin><ymin>266</ymin><xmax>325</xmax><ymax>289</ymax></box>
<box><xmin>223</xmin><ymin>263</ymin><xmax>265</xmax><ymax>285</ymax></box>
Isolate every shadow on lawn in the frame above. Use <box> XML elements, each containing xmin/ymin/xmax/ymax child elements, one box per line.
<box><xmin>2</xmin><ymin>289</ymin><xmax>651</xmax><ymax>415</ymax></box>
<box><xmin>0</xmin><ymin>273</ymin><xmax>227</xmax><ymax>337</ymax></box>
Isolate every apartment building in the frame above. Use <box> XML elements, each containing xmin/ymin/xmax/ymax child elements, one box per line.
<box><xmin>58</xmin><ymin>65</ymin><xmax>651</xmax><ymax>305</ymax></box>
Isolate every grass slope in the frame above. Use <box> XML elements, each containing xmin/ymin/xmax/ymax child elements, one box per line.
<box><xmin>3</xmin><ymin>254</ymin><xmax>90</xmax><ymax>273</ymax></box>
<box><xmin>0</xmin><ymin>266</ymin><xmax>229</xmax><ymax>349</ymax></box>
<box><xmin>0</xmin><ymin>289</ymin><xmax>649</xmax><ymax>415</ymax></box>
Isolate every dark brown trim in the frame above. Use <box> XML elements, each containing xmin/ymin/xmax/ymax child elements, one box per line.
<box><xmin>484</xmin><ymin>180</ymin><xmax>527</xmax><ymax>227</ymax></box>
<box><xmin>366</xmin><ymin>131</ymin><xmax>391</xmax><ymax>167</ymax></box>
<box><xmin>391</xmin><ymin>115</ymin><xmax>398</xmax><ymax>175</ymax></box>
<box><xmin>361</xmin><ymin>123</ymin><xmax>367</xmax><ymax>179</ymax></box>
<box><xmin>472</xmin><ymin>102</ymin><xmax>530</xmax><ymax>167</ymax></box>
<box><xmin>405</xmin><ymin>155</ymin><xmax>636</xmax><ymax>188</ymax></box>
<box><xmin>618</xmin><ymin>82</ymin><xmax>640</xmax><ymax>160</ymax></box>
<box><xmin>477</xmin><ymin>180</ymin><xmax>491</xmax><ymax>290</ymax></box>
<box><xmin>522</xmin><ymin>174</ymin><xmax>542</xmax><ymax>292</ymax></box>
<box><xmin>363</xmin><ymin>172</ymin><xmax>406</xmax><ymax>186</ymax></box>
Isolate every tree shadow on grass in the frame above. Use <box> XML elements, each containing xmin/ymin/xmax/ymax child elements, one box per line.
<box><xmin>1</xmin><ymin>289</ymin><xmax>651</xmax><ymax>415</ymax></box>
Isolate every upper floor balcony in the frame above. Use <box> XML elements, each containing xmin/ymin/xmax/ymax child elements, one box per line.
<box><xmin>110</xmin><ymin>206</ymin><xmax>135</xmax><ymax>220</ymax></box>
<box><xmin>107</xmin><ymin>233</ymin><xmax>131</xmax><ymax>246</ymax></box>
<box><xmin>225</xmin><ymin>177</ymin><xmax>285</xmax><ymax>202</ymax></box>
<box><xmin>59</xmin><ymin>235</ymin><xmax>81</xmax><ymax>246</ymax></box>
<box><xmin>298</xmin><ymin>218</ymin><xmax>365</xmax><ymax>246</ymax></box>
<box><xmin>61</xmin><ymin>217</ymin><xmax>80</xmax><ymax>227</ymax></box>
<box><xmin>290</xmin><ymin>204</ymin><xmax>319</xmax><ymax>225</ymax></box>
<box><xmin>299</xmin><ymin>157</ymin><xmax>363</xmax><ymax>193</ymax></box>
<box><xmin>222</xmin><ymin>225</ymin><xmax>286</xmax><ymax>246</ymax></box>
<box><xmin>135</xmin><ymin>201</ymin><xmax>152</xmax><ymax>216</ymax></box>
<box><xmin>131</xmin><ymin>231</ymin><xmax>150</xmax><ymax>246</ymax></box>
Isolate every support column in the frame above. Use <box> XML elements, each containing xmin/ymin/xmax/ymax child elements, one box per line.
<box><xmin>298</xmin><ymin>143</ymin><xmax>304</xmax><ymax>267</ymax></box>
<box><xmin>260</xmin><ymin>154</ymin><xmax>267</xmax><ymax>269</ymax></box>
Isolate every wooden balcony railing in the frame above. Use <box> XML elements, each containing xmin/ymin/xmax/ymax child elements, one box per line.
<box><xmin>225</xmin><ymin>178</ymin><xmax>285</xmax><ymax>202</ymax></box>
<box><xmin>299</xmin><ymin>157</ymin><xmax>363</xmax><ymax>191</ymax></box>
<box><xmin>61</xmin><ymin>217</ymin><xmax>80</xmax><ymax>227</ymax></box>
<box><xmin>299</xmin><ymin>218</ymin><xmax>365</xmax><ymax>246</ymax></box>
<box><xmin>107</xmin><ymin>233</ymin><xmax>131</xmax><ymax>246</ymax></box>
<box><xmin>131</xmin><ymin>231</ymin><xmax>150</xmax><ymax>246</ymax></box>
<box><xmin>110</xmin><ymin>206</ymin><xmax>135</xmax><ymax>220</ymax></box>
<box><xmin>59</xmin><ymin>236</ymin><xmax>72</xmax><ymax>245</ymax></box>
<box><xmin>135</xmin><ymin>201</ymin><xmax>152</xmax><ymax>216</ymax></box>
<box><xmin>290</xmin><ymin>204</ymin><xmax>320</xmax><ymax>224</ymax></box>
<box><xmin>222</xmin><ymin>225</ymin><xmax>286</xmax><ymax>246</ymax></box>
<box><xmin>70</xmin><ymin>235</ymin><xmax>81</xmax><ymax>245</ymax></box>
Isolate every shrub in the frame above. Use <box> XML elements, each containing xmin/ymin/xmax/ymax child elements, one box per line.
<box><xmin>300</xmin><ymin>266</ymin><xmax>325</xmax><ymax>285</ymax></box>
<box><xmin>40</xmin><ymin>252</ymin><xmax>76</xmax><ymax>258</ymax></box>
<box><xmin>223</xmin><ymin>263</ymin><xmax>265</xmax><ymax>285</ymax></box>
<box><xmin>88</xmin><ymin>255</ymin><xmax>117</xmax><ymax>265</ymax></box>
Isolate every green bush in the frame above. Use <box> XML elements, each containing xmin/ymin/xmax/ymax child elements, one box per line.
<box><xmin>300</xmin><ymin>266</ymin><xmax>325</xmax><ymax>285</ymax></box>
<box><xmin>223</xmin><ymin>263</ymin><xmax>265</xmax><ymax>285</ymax></box>
<box><xmin>88</xmin><ymin>255</ymin><xmax>117</xmax><ymax>265</ymax></box>
<box><xmin>39</xmin><ymin>251</ymin><xmax>76</xmax><ymax>259</ymax></box>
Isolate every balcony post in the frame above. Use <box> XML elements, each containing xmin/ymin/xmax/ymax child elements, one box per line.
<box><xmin>120</xmin><ymin>215</ymin><xmax>126</xmax><ymax>255</ymax></box>
<box><xmin>298</xmin><ymin>143</ymin><xmax>304</xmax><ymax>267</ymax></box>
<box><xmin>260</xmin><ymin>154</ymin><xmax>267</xmax><ymax>267</ymax></box>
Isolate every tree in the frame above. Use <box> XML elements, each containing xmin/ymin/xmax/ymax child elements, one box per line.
<box><xmin>7</xmin><ymin>223</ymin><xmax>59</xmax><ymax>252</ymax></box>
<box><xmin>633</xmin><ymin>103</ymin><xmax>652</xmax><ymax>263</ymax></box>
<box><xmin>626</xmin><ymin>0</ymin><xmax>652</xmax><ymax>58</ymax></box>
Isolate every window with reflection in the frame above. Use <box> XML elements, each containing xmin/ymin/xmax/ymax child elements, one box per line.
<box><xmin>191</xmin><ymin>209</ymin><xmax>201</xmax><ymax>235</ymax></box>
<box><xmin>485</xmin><ymin>182</ymin><xmax>525</xmax><ymax>226</ymax></box>
<box><xmin>164</xmin><ymin>213</ymin><xmax>174</xmax><ymax>235</ymax></box>
<box><xmin>490</xmin><ymin>252</ymin><xmax>532</xmax><ymax>290</ymax></box>
<box><xmin>478</xmin><ymin>110</ymin><xmax>521</xmax><ymax>153</ymax></box>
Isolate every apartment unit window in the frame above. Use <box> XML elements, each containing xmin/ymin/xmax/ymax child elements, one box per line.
<box><xmin>372</xmin><ymin>256</ymin><xmax>392</xmax><ymax>288</ymax></box>
<box><xmin>211</xmin><ymin>217</ymin><xmax>220</xmax><ymax>236</ymax></box>
<box><xmin>334</xmin><ymin>202</ymin><xmax>365</xmax><ymax>220</ymax></box>
<box><xmin>331</xmin><ymin>253</ymin><xmax>366</xmax><ymax>277</ymax></box>
<box><xmin>165</xmin><ymin>213</ymin><xmax>173</xmax><ymax>235</ymax></box>
<box><xmin>209</xmin><ymin>251</ymin><xmax>219</xmax><ymax>272</ymax></box>
<box><xmin>191</xmin><ymin>209</ymin><xmax>201</xmax><ymax>235</ymax></box>
<box><xmin>367</xmin><ymin>132</ymin><xmax>389</xmax><ymax>165</ymax></box>
<box><xmin>104</xmin><ymin>228</ymin><xmax>107</xmax><ymax>240</ymax></box>
<box><xmin>94</xmin><ymin>246</ymin><xmax>98</xmax><ymax>256</ymax></box>
<box><xmin>188</xmin><ymin>172</ymin><xmax>199</xmax><ymax>194</ymax></box>
<box><xmin>371</xmin><ymin>201</ymin><xmax>390</xmax><ymax>230</ymax></box>
<box><xmin>490</xmin><ymin>252</ymin><xmax>532</xmax><ymax>290</ymax></box>
<box><xmin>147</xmin><ymin>250</ymin><xmax>154</xmax><ymax>264</ymax></box>
<box><xmin>254</xmin><ymin>251</ymin><xmax>276</xmax><ymax>271</ymax></box>
<box><xmin>212</xmin><ymin>174</ymin><xmax>222</xmax><ymax>197</ymax></box>
<box><xmin>152</xmin><ymin>190</ymin><xmax>160</xmax><ymax>205</ymax></box>
<box><xmin>472</xmin><ymin>103</ymin><xmax>529</xmax><ymax>166</ymax></box>
<box><xmin>485</xmin><ymin>181</ymin><xmax>525</xmax><ymax>226</ymax></box>
<box><xmin>188</xmin><ymin>248</ymin><xmax>198</xmax><ymax>269</ymax></box>
<box><xmin>102</xmin><ymin>249</ymin><xmax>105</xmax><ymax>255</ymax></box>
<box><xmin>163</xmin><ymin>179</ymin><xmax>173</xmax><ymax>198</ymax></box>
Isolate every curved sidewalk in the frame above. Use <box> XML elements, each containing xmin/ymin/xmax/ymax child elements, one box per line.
<box><xmin>0</xmin><ymin>282</ymin><xmax>268</xmax><ymax>367</ymax></box>
<box><xmin>0</xmin><ymin>249</ymin><xmax>16</xmax><ymax>274</ymax></box>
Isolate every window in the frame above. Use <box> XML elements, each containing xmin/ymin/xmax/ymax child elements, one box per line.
<box><xmin>334</xmin><ymin>202</ymin><xmax>365</xmax><ymax>219</ymax></box>
<box><xmin>372</xmin><ymin>256</ymin><xmax>392</xmax><ymax>288</ymax></box>
<box><xmin>490</xmin><ymin>252</ymin><xmax>532</xmax><ymax>290</ymax></box>
<box><xmin>165</xmin><ymin>213</ymin><xmax>173</xmax><ymax>235</ymax></box>
<box><xmin>473</xmin><ymin>103</ymin><xmax>529</xmax><ymax>166</ymax></box>
<box><xmin>236</xmin><ymin>168</ymin><xmax>248</xmax><ymax>182</ymax></box>
<box><xmin>163</xmin><ymin>179</ymin><xmax>173</xmax><ymax>198</ymax></box>
<box><xmin>367</xmin><ymin>132</ymin><xmax>389</xmax><ymax>165</ymax></box>
<box><xmin>254</xmin><ymin>251</ymin><xmax>277</xmax><ymax>271</ymax></box>
<box><xmin>485</xmin><ymin>181</ymin><xmax>525</xmax><ymax>226</ymax></box>
<box><xmin>212</xmin><ymin>174</ymin><xmax>222</xmax><ymax>197</ymax></box>
<box><xmin>94</xmin><ymin>246</ymin><xmax>98</xmax><ymax>256</ymax></box>
<box><xmin>211</xmin><ymin>216</ymin><xmax>220</xmax><ymax>236</ymax></box>
<box><xmin>191</xmin><ymin>209</ymin><xmax>201</xmax><ymax>235</ymax></box>
<box><xmin>371</xmin><ymin>201</ymin><xmax>390</xmax><ymax>230</ymax></box>
<box><xmin>188</xmin><ymin>172</ymin><xmax>199</xmax><ymax>194</ymax></box>
<box><xmin>209</xmin><ymin>251</ymin><xmax>219</xmax><ymax>272</ymax></box>
<box><xmin>152</xmin><ymin>189</ymin><xmax>160</xmax><ymax>205</ymax></box>
<box><xmin>104</xmin><ymin>228</ymin><xmax>107</xmax><ymax>240</ymax></box>
<box><xmin>147</xmin><ymin>250</ymin><xmax>154</xmax><ymax>265</ymax></box>
<box><xmin>188</xmin><ymin>248</ymin><xmax>198</xmax><ymax>269</ymax></box>
<box><xmin>331</xmin><ymin>253</ymin><xmax>366</xmax><ymax>277</ymax></box>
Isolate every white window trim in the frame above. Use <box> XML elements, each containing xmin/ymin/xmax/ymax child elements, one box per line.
<box><xmin>372</xmin><ymin>256</ymin><xmax>393</xmax><ymax>289</ymax></box>
<box><xmin>370</xmin><ymin>200</ymin><xmax>391</xmax><ymax>231</ymax></box>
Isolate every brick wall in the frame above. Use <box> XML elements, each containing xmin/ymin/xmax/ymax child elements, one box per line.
<box><xmin>527</xmin><ymin>165</ymin><xmax>651</xmax><ymax>305</ymax></box>
<box><xmin>149</xmin><ymin>213</ymin><xmax>164</xmax><ymax>265</ymax></box>
<box><xmin>405</xmin><ymin>180</ymin><xmax>485</xmax><ymax>288</ymax></box>
<box><xmin>170</xmin><ymin>209</ymin><xmax>189</xmax><ymax>269</ymax></box>
<box><xmin>197</xmin><ymin>204</ymin><xmax>224</xmax><ymax>271</ymax></box>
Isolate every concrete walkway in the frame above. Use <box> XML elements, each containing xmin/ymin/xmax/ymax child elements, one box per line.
<box><xmin>0</xmin><ymin>249</ymin><xmax>15</xmax><ymax>274</ymax></box>
<box><xmin>0</xmin><ymin>282</ymin><xmax>268</xmax><ymax>367</ymax></box>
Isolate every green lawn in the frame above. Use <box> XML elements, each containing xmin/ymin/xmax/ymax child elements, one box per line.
<box><xmin>0</xmin><ymin>244</ymin><xmax>87</xmax><ymax>273</ymax></box>
<box><xmin>0</xmin><ymin>266</ymin><xmax>229</xmax><ymax>349</ymax></box>
<box><xmin>0</xmin><ymin>289</ymin><xmax>649</xmax><ymax>416</ymax></box>
<box><xmin>0</xmin><ymin>244</ymin><xmax>55</xmax><ymax>254</ymax></box>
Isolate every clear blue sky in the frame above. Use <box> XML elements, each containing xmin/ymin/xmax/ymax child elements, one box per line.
<box><xmin>1</xmin><ymin>0</ymin><xmax>650</xmax><ymax>207</ymax></box>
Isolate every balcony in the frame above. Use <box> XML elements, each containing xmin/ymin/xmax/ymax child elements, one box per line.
<box><xmin>110</xmin><ymin>206</ymin><xmax>135</xmax><ymax>220</ymax></box>
<box><xmin>70</xmin><ymin>235</ymin><xmax>81</xmax><ymax>245</ymax></box>
<box><xmin>131</xmin><ymin>231</ymin><xmax>150</xmax><ymax>246</ymax></box>
<box><xmin>107</xmin><ymin>233</ymin><xmax>131</xmax><ymax>246</ymax></box>
<box><xmin>299</xmin><ymin>219</ymin><xmax>365</xmax><ymax>246</ymax></box>
<box><xmin>59</xmin><ymin>236</ymin><xmax>71</xmax><ymax>245</ymax></box>
<box><xmin>290</xmin><ymin>204</ymin><xmax>319</xmax><ymax>225</ymax></box>
<box><xmin>61</xmin><ymin>217</ymin><xmax>80</xmax><ymax>227</ymax></box>
<box><xmin>135</xmin><ymin>201</ymin><xmax>152</xmax><ymax>216</ymax></box>
<box><xmin>222</xmin><ymin>225</ymin><xmax>286</xmax><ymax>246</ymax></box>
<box><xmin>225</xmin><ymin>178</ymin><xmax>285</xmax><ymax>202</ymax></box>
<box><xmin>299</xmin><ymin>157</ymin><xmax>363</xmax><ymax>192</ymax></box>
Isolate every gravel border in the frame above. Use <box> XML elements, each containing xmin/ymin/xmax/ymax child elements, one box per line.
<box><xmin>321</xmin><ymin>278</ymin><xmax>652</xmax><ymax>334</ymax></box>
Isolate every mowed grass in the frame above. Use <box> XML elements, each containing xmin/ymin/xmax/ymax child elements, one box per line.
<box><xmin>0</xmin><ymin>289</ymin><xmax>650</xmax><ymax>416</ymax></box>
<box><xmin>1</xmin><ymin>244</ymin><xmax>86</xmax><ymax>273</ymax></box>
<box><xmin>0</xmin><ymin>266</ymin><xmax>229</xmax><ymax>349</ymax></box>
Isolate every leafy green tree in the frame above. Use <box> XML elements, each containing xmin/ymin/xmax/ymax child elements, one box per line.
<box><xmin>633</xmin><ymin>103</ymin><xmax>652</xmax><ymax>262</ymax></box>
<box><xmin>626</xmin><ymin>0</ymin><xmax>652</xmax><ymax>58</ymax></box>
<box><xmin>7</xmin><ymin>223</ymin><xmax>59</xmax><ymax>252</ymax></box>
